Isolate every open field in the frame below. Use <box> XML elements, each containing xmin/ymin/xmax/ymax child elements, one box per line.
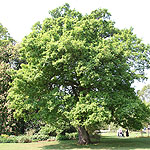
<box><xmin>0</xmin><ymin>132</ymin><xmax>150</xmax><ymax>150</ymax></box>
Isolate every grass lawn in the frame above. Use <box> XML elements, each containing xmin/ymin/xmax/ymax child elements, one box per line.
<box><xmin>0</xmin><ymin>132</ymin><xmax>150</xmax><ymax>150</ymax></box>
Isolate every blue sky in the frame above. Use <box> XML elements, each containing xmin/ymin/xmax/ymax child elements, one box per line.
<box><xmin>0</xmin><ymin>0</ymin><xmax>150</xmax><ymax>89</ymax></box>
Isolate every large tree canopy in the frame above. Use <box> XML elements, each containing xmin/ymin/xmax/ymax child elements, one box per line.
<box><xmin>8</xmin><ymin>4</ymin><xmax>150</xmax><ymax>144</ymax></box>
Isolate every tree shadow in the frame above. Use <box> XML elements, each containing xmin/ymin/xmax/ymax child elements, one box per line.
<box><xmin>41</xmin><ymin>136</ymin><xmax>150</xmax><ymax>150</ymax></box>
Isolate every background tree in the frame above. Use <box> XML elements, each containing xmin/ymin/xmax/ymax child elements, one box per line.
<box><xmin>137</xmin><ymin>84</ymin><xmax>150</xmax><ymax>130</ymax></box>
<box><xmin>0</xmin><ymin>23</ymin><xmax>14</xmax><ymax>47</ymax></box>
<box><xmin>0</xmin><ymin>23</ymin><xmax>15</xmax><ymax>134</ymax></box>
<box><xmin>8</xmin><ymin>4</ymin><xmax>150</xmax><ymax>144</ymax></box>
<box><xmin>0</xmin><ymin>23</ymin><xmax>27</xmax><ymax>135</ymax></box>
<box><xmin>138</xmin><ymin>84</ymin><xmax>150</xmax><ymax>103</ymax></box>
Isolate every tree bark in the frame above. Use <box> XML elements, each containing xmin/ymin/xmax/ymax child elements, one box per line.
<box><xmin>78</xmin><ymin>125</ymin><xmax>91</xmax><ymax>145</ymax></box>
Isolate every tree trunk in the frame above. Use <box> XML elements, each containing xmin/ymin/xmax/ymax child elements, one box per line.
<box><xmin>78</xmin><ymin>125</ymin><xmax>91</xmax><ymax>145</ymax></box>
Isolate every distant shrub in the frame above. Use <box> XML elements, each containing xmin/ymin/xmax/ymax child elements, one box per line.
<box><xmin>0</xmin><ymin>135</ymin><xmax>18</xmax><ymax>143</ymax></box>
<box><xmin>56</xmin><ymin>134</ymin><xmax>69</xmax><ymax>141</ymax></box>
<box><xmin>1</xmin><ymin>134</ymin><xmax>9</xmax><ymax>138</ymax></box>
<box><xmin>0</xmin><ymin>137</ymin><xmax>8</xmax><ymax>143</ymax></box>
<box><xmin>31</xmin><ymin>134</ymin><xmax>50</xmax><ymax>141</ymax></box>
<box><xmin>17</xmin><ymin>136</ymin><xmax>32</xmax><ymax>143</ymax></box>
<box><xmin>38</xmin><ymin>125</ymin><xmax>56</xmax><ymax>136</ymax></box>
<box><xmin>0</xmin><ymin>133</ymin><xmax>54</xmax><ymax>143</ymax></box>
<box><xmin>56</xmin><ymin>132</ymin><xmax>78</xmax><ymax>141</ymax></box>
<box><xmin>26</xmin><ymin>129</ymin><xmax>36</xmax><ymax>136</ymax></box>
<box><xmin>65</xmin><ymin>132</ymin><xmax>78</xmax><ymax>140</ymax></box>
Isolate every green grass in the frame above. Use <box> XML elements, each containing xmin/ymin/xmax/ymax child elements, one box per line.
<box><xmin>0</xmin><ymin>132</ymin><xmax>150</xmax><ymax>150</ymax></box>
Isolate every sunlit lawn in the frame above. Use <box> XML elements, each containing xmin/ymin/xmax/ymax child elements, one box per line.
<box><xmin>0</xmin><ymin>132</ymin><xmax>150</xmax><ymax>150</ymax></box>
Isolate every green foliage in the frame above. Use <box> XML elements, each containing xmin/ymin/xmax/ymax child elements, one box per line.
<box><xmin>0</xmin><ymin>135</ymin><xmax>18</xmax><ymax>143</ymax></box>
<box><xmin>137</xmin><ymin>84</ymin><xmax>150</xmax><ymax>126</ymax></box>
<box><xmin>8</xmin><ymin>3</ymin><xmax>150</xmax><ymax>140</ymax></box>
<box><xmin>0</xmin><ymin>134</ymin><xmax>54</xmax><ymax>143</ymax></box>
<box><xmin>56</xmin><ymin>134</ymin><xmax>69</xmax><ymax>141</ymax></box>
<box><xmin>56</xmin><ymin>132</ymin><xmax>78</xmax><ymax>141</ymax></box>
<box><xmin>0</xmin><ymin>23</ymin><xmax>28</xmax><ymax>135</ymax></box>
<box><xmin>0</xmin><ymin>23</ymin><xmax>14</xmax><ymax>47</ymax></box>
<box><xmin>138</xmin><ymin>84</ymin><xmax>150</xmax><ymax>103</ymax></box>
<box><xmin>55</xmin><ymin>132</ymin><xmax>78</xmax><ymax>141</ymax></box>
<box><xmin>17</xmin><ymin>136</ymin><xmax>32</xmax><ymax>143</ymax></box>
<box><xmin>31</xmin><ymin>134</ymin><xmax>51</xmax><ymax>141</ymax></box>
<box><xmin>0</xmin><ymin>23</ymin><xmax>18</xmax><ymax>135</ymax></box>
<box><xmin>65</xmin><ymin>132</ymin><xmax>78</xmax><ymax>140</ymax></box>
<box><xmin>1</xmin><ymin>134</ymin><xmax>9</xmax><ymax>138</ymax></box>
<box><xmin>38</xmin><ymin>124</ymin><xmax>56</xmax><ymax>136</ymax></box>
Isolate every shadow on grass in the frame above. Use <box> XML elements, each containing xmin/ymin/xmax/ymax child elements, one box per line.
<box><xmin>41</xmin><ymin>136</ymin><xmax>150</xmax><ymax>150</ymax></box>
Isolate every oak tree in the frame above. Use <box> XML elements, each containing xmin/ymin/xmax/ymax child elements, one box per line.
<box><xmin>8</xmin><ymin>4</ymin><xmax>150</xmax><ymax>144</ymax></box>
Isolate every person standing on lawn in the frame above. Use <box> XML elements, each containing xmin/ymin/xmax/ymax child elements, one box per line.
<box><xmin>126</xmin><ymin>129</ymin><xmax>129</xmax><ymax>137</ymax></box>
